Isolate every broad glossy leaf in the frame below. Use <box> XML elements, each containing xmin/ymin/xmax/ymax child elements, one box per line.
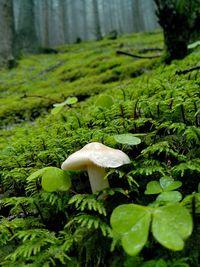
<box><xmin>160</xmin><ymin>177</ymin><xmax>174</xmax><ymax>190</ymax></box>
<box><xmin>156</xmin><ymin>191</ymin><xmax>182</xmax><ymax>203</ymax></box>
<box><xmin>114</xmin><ymin>134</ymin><xmax>141</xmax><ymax>145</ymax></box>
<box><xmin>165</xmin><ymin>181</ymin><xmax>182</xmax><ymax>191</ymax></box>
<box><xmin>145</xmin><ymin>181</ymin><xmax>162</xmax><ymax>195</ymax></box>
<box><xmin>152</xmin><ymin>204</ymin><xmax>193</xmax><ymax>251</ymax></box>
<box><xmin>41</xmin><ymin>167</ymin><xmax>71</xmax><ymax>192</ymax></box>
<box><xmin>160</xmin><ymin>177</ymin><xmax>182</xmax><ymax>191</ymax></box>
<box><xmin>110</xmin><ymin>204</ymin><xmax>151</xmax><ymax>255</ymax></box>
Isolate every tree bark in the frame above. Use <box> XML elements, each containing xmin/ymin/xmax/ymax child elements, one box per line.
<box><xmin>0</xmin><ymin>0</ymin><xmax>15</xmax><ymax>68</ymax></box>
<box><xmin>15</xmin><ymin>0</ymin><xmax>39</xmax><ymax>53</ymax></box>
<box><xmin>92</xmin><ymin>0</ymin><xmax>102</xmax><ymax>41</ymax></box>
<box><xmin>154</xmin><ymin>0</ymin><xmax>197</xmax><ymax>63</ymax></box>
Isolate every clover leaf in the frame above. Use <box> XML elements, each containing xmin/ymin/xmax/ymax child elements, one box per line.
<box><xmin>152</xmin><ymin>204</ymin><xmax>193</xmax><ymax>251</ymax></box>
<box><xmin>110</xmin><ymin>204</ymin><xmax>151</xmax><ymax>255</ymax></box>
<box><xmin>110</xmin><ymin>203</ymin><xmax>193</xmax><ymax>255</ymax></box>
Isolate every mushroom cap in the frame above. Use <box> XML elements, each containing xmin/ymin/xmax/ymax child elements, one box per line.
<box><xmin>61</xmin><ymin>142</ymin><xmax>130</xmax><ymax>170</ymax></box>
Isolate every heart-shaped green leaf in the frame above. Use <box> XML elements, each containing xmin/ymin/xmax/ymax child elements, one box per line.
<box><xmin>160</xmin><ymin>177</ymin><xmax>174</xmax><ymax>190</ymax></box>
<box><xmin>41</xmin><ymin>167</ymin><xmax>71</xmax><ymax>192</ymax></box>
<box><xmin>156</xmin><ymin>191</ymin><xmax>182</xmax><ymax>203</ymax></box>
<box><xmin>114</xmin><ymin>134</ymin><xmax>141</xmax><ymax>146</ymax></box>
<box><xmin>110</xmin><ymin>204</ymin><xmax>151</xmax><ymax>255</ymax></box>
<box><xmin>145</xmin><ymin>181</ymin><xmax>162</xmax><ymax>195</ymax></box>
<box><xmin>160</xmin><ymin>177</ymin><xmax>182</xmax><ymax>191</ymax></box>
<box><xmin>152</xmin><ymin>204</ymin><xmax>193</xmax><ymax>251</ymax></box>
<box><xmin>164</xmin><ymin>181</ymin><xmax>182</xmax><ymax>191</ymax></box>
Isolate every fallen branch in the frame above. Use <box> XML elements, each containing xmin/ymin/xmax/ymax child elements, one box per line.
<box><xmin>116</xmin><ymin>50</ymin><xmax>160</xmax><ymax>59</ymax></box>
<box><xmin>175</xmin><ymin>65</ymin><xmax>200</xmax><ymax>75</ymax></box>
<box><xmin>139</xmin><ymin>47</ymin><xmax>163</xmax><ymax>53</ymax></box>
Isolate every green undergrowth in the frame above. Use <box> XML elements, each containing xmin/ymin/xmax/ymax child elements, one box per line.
<box><xmin>0</xmin><ymin>32</ymin><xmax>162</xmax><ymax>128</ymax></box>
<box><xmin>0</xmin><ymin>31</ymin><xmax>200</xmax><ymax>266</ymax></box>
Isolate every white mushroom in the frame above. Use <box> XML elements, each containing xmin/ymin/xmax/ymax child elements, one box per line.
<box><xmin>61</xmin><ymin>142</ymin><xmax>130</xmax><ymax>193</ymax></box>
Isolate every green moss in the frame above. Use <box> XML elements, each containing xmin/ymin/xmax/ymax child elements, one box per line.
<box><xmin>1</xmin><ymin>31</ymin><xmax>200</xmax><ymax>266</ymax></box>
<box><xmin>0</xmin><ymin>32</ymin><xmax>165</xmax><ymax>127</ymax></box>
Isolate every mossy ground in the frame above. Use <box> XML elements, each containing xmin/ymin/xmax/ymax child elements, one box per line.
<box><xmin>0</xmin><ymin>32</ymin><xmax>162</xmax><ymax>128</ymax></box>
<box><xmin>0</xmin><ymin>31</ymin><xmax>200</xmax><ymax>266</ymax></box>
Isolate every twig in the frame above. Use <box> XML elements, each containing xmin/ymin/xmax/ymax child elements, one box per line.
<box><xmin>175</xmin><ymin>65</ymin><xmax>200</xmax><ymax>75</ymax></box>
<box><xmin>116</xmin><ymin>50</ymin><xmax>160</xmax><ymax>59</ymax></box>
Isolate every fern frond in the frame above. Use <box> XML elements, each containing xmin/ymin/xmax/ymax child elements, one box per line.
<box><xmin>26</xmin><ymin>168</ymin><xmax>43</xmax><ymax>195</ymax></box>
<box><xmin>40</xmin><ymin>191</ymin><xmax>67</xmax><ymax>211</ymax></box>
<box><xmin>172</xmin><ymin>159</ymin><xmax>200</xmax><ymax>177</ymax></box>
<box><xmin>183</xmin><ymin>126</ymin><xmax>200</xmax><ymax>144</ymax></box>
<box><xmin>68</xmin><ymin>194</ymin><xmax>107</xmax><ymax>216</ymax></box>
<box><xmin>60</xmin><ymin>233</ymin><xmax>74</xmax><ymax>252</ymax></box>
<box><xmin>74</xmin><ymin>213</ymin><xmax>111</xmax><ymax>236</ymax></box>
<box><xmin>0</xmin><ymin>217</ymin><xmax>42</xmax><ymax>247</ymax></box>
<box><xmin>13</xmin><ymin>228</ymin><xmax>54</xmax><ymax>242</ymax></box>
<box><xmin>3</xmin><ymin>196</ymin><xmax>34</xmax><ymax>208</ymax></box>
<box><xmin>130</xmin><ymin>159</ymin><xmax>166</xmax><ymax>177</ymax></box>
<box><xmin>0</xmin><ymin>219</ymin><xmax>14</xmax><ymax>246</ymax></box>
<box><xmin>2</xmin><ymin>196</ymin><xmax>36</xmax><ymax>216</ymax></box>
<box><xmin>1</xmin><ymin>167</ymin><xmax>28</xmax><ymax>194</ymax></box>
<box><xmin>141</xmin><ymin>141</ymin><xmax>182</xmax><ymax>159</ymax></box>
<box><xmin>2</xmin><ymin>228</ymin><xmax>72</xmax><ymax>266</ymax></box>
<box><xmin>168</xmin><ymin>122</ymin><xmax>186</xmax><ymax>134</ymax></box>
<box><xmin>4</xmin><ymin>229</ymin><xmax>56</xmax><ymax>261</ymax></box>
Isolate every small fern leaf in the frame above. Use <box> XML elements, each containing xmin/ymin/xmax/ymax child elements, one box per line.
<box><xmin>68</xmin><ymin>194</ymin><xmax>107</xmax><ymax>216</ymax></box>
<box><xmin>74</xmin><ymin>214</ymin><xmax>111</xmax><ymax>236</ymax></box>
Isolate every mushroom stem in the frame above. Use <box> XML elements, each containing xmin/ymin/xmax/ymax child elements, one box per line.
<box><xmin>87</xmin><ymin>164</ymin><xmax>109</xmax><ymax>193</ymax></box>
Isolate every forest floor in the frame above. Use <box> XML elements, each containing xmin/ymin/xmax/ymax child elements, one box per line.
<box><xmin>0</xmin><ymin>31</ymin><xmax>163</xmax><ymax>147</ymax></box>
<box><xmin>0</xmin><ymin>31</ymin><xmax>200</xmax><ymax>267</ymax></box>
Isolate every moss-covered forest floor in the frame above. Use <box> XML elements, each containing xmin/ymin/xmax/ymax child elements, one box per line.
<box><xmin>0</xmin><ymin>32</ymin><xmax>163</xmax><ymax>133</ymax></box>
<box><xmin>0</xmin><ymin>32</ymin><xmax>200</xmax><ymax>266</ymax></box>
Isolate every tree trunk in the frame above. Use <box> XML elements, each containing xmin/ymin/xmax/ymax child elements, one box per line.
<box><xmin>92</xmin><ymin>0</ymin><xmax>102</xmax><ymax>41</ymax></box>
<box><xmin>0</xmin><ymin>0</ymin><xmax>15</xmax><ymax>68</ymax></box>
<box><xmin>15</xmin><ymin>0</ymin><xmax>39</xmax><ymax>53</ymax></box>
<box><xmin>154</xmin><ymin>0</ymin><xmax>193</xmax><ymax>63</ymax></box>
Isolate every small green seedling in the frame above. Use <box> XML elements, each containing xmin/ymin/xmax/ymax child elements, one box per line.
<box><xmin>145</xmin><ymin>176</ymin><xmax>182</xmax><ymax>203</ymax></box>
<box><xmin>51</xmin><ymin>96</ymin><xmax>78</xmax><ymax>115</ymax></box>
